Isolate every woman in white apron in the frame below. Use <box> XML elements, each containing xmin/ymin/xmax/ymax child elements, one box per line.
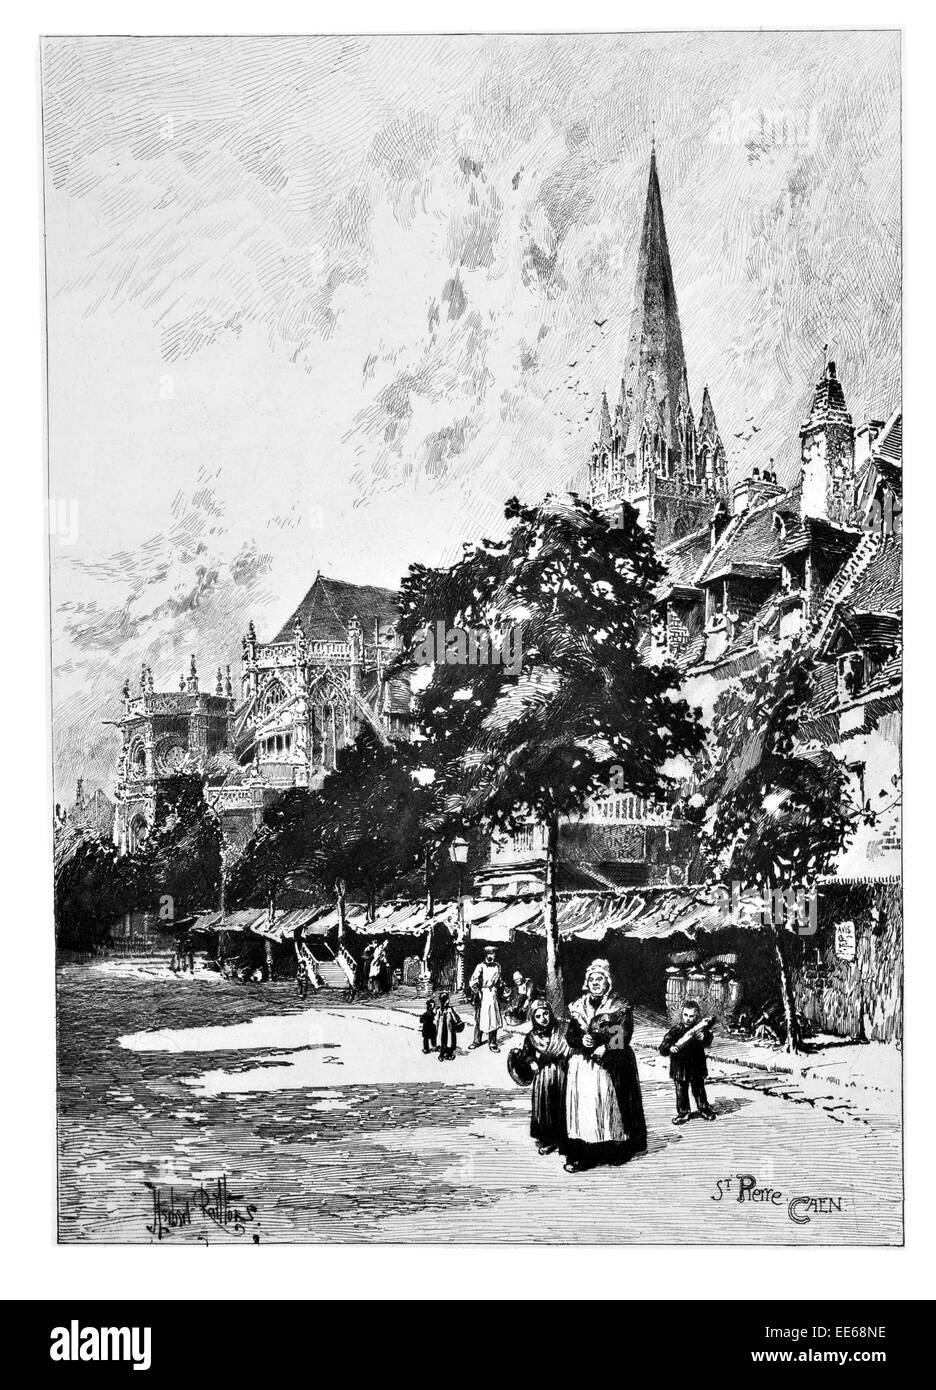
<box><xmin>563</xmin><ymin>958</ymin><xmax>647</xmax><ymax>1171</ymax></box>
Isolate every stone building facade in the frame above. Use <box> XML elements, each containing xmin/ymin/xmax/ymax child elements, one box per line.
<box><xmin>112</xmin><ymin>658</ymin><xmax>235</xmax><ymax>852</ymax></box>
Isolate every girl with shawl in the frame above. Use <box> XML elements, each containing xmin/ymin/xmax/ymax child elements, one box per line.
<box><xmin>563</xmin><ymin>958</ymin><xmax>647</xmax><ymax>1172</ymax></box>
<box><xmin>510</xmin><ymin>999</ymin><xmax>571</xmax><ymax>1155</ymax></box>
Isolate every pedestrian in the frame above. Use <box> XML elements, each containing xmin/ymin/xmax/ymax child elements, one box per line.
<box><xmin>508</xmin><ymin>999</ymin><xmax>570</xmax><ymax>1155</ymax></box>
<box><xmin>436</xmin><ymin>991</ymin><xmax>465</xmax><ymax>1060</ymax></box>
<box><xmin>295</xmin><ymin>940</ymin><xmax>309</xmax><ymax>1000</ymax></box>
<box><xmin>468</xmin><ymin>946</ymin><xmax>504</xmax><ymax>1052</ymax></box>
<box><xmin>361</xmin><ymin>942</ymin><xmax>376</xmax><ymax>994</ymax></box>
<box><xmin>294</xmin><ymin>938</ymin><xmax>323</xmax><ymax>999</ymax></box>
<box><xmin>369</xmin><ymin>938</ymin><xmax>390</xmax><ymax>995</ymax></box>
<box><xmin>659</xmin><ymin>1000</ymin><xmax>717</xmax><ymax>1124</ymax></box>
<box><xmin>506</xmin><ymin>969</ymin><xmax>535</xmax><ymax>1025</ymax></box>
<box><xmin>419</xmin><ymin>997</ymin><xmax>438</xmax><ymax>1053</ymax></box>
<box><xmin>563</xmin><ymin>958</ymin><xmax>647</xmax><ymax>1172</ymax></box>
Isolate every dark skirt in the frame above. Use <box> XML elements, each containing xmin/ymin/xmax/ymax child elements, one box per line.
<box><xmin>611</xmin><ymin>1046</ymin><xmax>648</xmax><ymax>1154</ymax></box>
<box><xmin>530</xmin><ymin>1059</ymin><xmax>568</xmax><ymax>1147</ymax></box>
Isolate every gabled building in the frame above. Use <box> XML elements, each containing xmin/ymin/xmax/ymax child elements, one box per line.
<box><xmin>235</xmin><ymin>573</ymin><xmax>405</xmax><ymax>793</ymax></box>
<box><xmin>112</xmin><ymin>577</ymin><xmax>412</xmax><ymax>855</ymax></box>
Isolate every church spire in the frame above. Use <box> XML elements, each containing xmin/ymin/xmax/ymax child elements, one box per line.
<box><xmin>622</xmin><ymin>146</ymin><xmax>689</xmax><ymax>459</ymax></box>
<box><xmin>597</xmin><ymin>389</ymin><xmax>612</xmax><ymax>448</ymax></box>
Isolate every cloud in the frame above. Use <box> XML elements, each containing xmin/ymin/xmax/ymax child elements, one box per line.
<box><xmin>42</xmin><ymin>32</ymin><xmax>900</xmax><ymax>795</ymax></box>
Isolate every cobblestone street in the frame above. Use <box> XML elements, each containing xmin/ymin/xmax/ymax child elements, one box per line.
<box><xmin>56</xmin><ymin>960</ymin><xmax>902</xmax><ymax>1245</ymax></box>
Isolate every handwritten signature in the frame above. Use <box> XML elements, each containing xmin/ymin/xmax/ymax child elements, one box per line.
<box><xmin>146</xmin><ymin>1176</ymin><xmax>258</xmax><ymax>1240</ymax></box>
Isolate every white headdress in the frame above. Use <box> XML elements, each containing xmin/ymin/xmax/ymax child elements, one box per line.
<box><xmin>583</xmin><ymin>958</ymin><xmax>613</xmax><ymax>992</ymax></box>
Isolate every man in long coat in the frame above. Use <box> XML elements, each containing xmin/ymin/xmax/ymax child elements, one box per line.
<box><xmin>468</xmin><ymin>946</ymin><xmax>504</xmax><ymax>1052</ymax></box>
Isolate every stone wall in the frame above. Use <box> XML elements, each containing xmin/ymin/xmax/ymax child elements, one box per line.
<box><xmin>793</xmin><ymin>880</ymin><xmax>902</xmax><ymax>1043</ymax></box>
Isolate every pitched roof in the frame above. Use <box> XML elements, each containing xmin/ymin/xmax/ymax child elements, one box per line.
<box><xmin>694</xmin><ymin>498</ymin><xmax>787</xmax><ymax>584</ymax></box>
<box><xmin>273</xmin><ymin>575</ymin><xmax>400</xmax><ymax>644</ymax></box>
<box><xmin>873</xmin><ymin>411</ymin><xmax>902</xmax><ymax>468</ymax></box>
<box><xmin>656</xmin><ymin>526</ymin><xmax>709</xmax><ymax>596</ymax></box>
<box><xmin>845</xmin><ymin>540</ymin><xmax>901</xmax><ymax>617</ymax></box>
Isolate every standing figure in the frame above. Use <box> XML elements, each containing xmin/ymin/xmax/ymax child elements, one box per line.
<box><xmin>506</xmin><ymin>970</ymin><xmax>535</xmax><ymax>1025</ymax></box>
<box><xmin>360</xmin><ymin>942</ymin><xmax>376</xmax><ymax>994</ymax></box>
<box><xmin>508</xmin><ymin>1000</ymin><xmax>571</xmax><ymax>1155</ymax></box>
<box><xmin>418</xmin><ymin>997</ymin><xmax>438</xmax><ymax>1053</ymax></box>
<box><xmin>563</xmin><ymin>958</ymin><xmax>647</xmax><ymax>1172</ymax></box>
<box><xmin>436</xmin><ymin>991</ymin><xmax>465</xmax><ymax>1060</ymax></box>
<box><xmin>468</xmin><ymin>946</ymin><xmax>504</xmax><ymax>1052</ymax></box>
<box><xmin>369</xmin><ymin>938</ymin><xmax>390</xmax><ymax>994</ymax></box>
<box><xmin>294</xmin><ymin>938</ymin><xmax>324</xmax><ymax>998</ymax></box>
<box><xmin>659</xmin><ymin>1000</ymin><xmax>717</xmax><ymax>1124</ymax></box>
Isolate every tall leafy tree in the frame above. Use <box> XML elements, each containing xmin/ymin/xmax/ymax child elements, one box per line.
<box><xmin>395</xmin><ymin>494</ymin><xmax>704</xmax><ymax>1008</ymax></box>
<box><xmin>138</xmin><ymin>775</ymin><xmax>223</xmax><ymax>922</ymax></box>
<box><xmin>700</xmin><ymin>641</ymin><xmax>858</xmax><ymax>1052</ymax></box>
<box><xmin>226</xmin><ymin>788</ymin><xmax>317</xmax><ymax>920</ymax></box>
<box><xmin>227</xmin><ymin>731</ymin><xmax>443</xmax><ymax>943</ymax></box>
<box><xmin>54</xmin><ymin>828</ymin><xmax>145</xmax><ymax>950</ymax></box>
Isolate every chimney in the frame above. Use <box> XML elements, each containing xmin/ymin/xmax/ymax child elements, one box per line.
<box><xmin>710</xmin><ymin>500</ymin><xmax>731</xmax><ymax>550</ymax></box>
<box><xmin>732</xmin><ymin>465</ymin><xmax>785</xmax><ymax>516</ymax></box>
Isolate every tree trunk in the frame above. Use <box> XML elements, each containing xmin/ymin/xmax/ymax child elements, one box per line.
<box><xmin>336</xmin><ymin>877</ymin><xmax>347</xmax><ymax>942</ymax></box>
<box><xmin>770</xmin><ymin>921</ymin><xmax>802</xmax><ymax>1053</ymax></box>
<box><xmin>542</xmin><ymin>812</ymin><xmax>564</xmax><ymax>1011</ymax></box>
<box><xmin>424</xmin><ymin>846</ymin><xmax>435</xmax><ymax>919</ymax></box>
<box><xmin>266</xmin><ymin>887</ymin><xmax>277</xmax><ymax>981</ymax></box>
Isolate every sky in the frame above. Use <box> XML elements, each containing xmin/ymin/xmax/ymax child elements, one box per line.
<box><xmin>42</xmin><ymin>31</ymin><xmax>901</xmax><ymax>799</ymax></box>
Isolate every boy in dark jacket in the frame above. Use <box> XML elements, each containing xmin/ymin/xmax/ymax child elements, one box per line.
<box><xmin>659</xmin><ymin>999</ymin><xmax>716</xmax><ymax>1124</ymax></box>
<box><xmin>418</xmin><ymin>997</ymin><xmax>438</xmax><ymax>1054</ymax></box>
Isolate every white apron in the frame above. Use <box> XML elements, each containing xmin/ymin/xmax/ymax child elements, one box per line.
<box><xmin>471</xmin><ymin>962</ymin><xmax>503</xmax><ymax>1032</ymax></box>
<box><xmin>565</xmin><ymin>996</ymin><xmax>626</xmax><ymax>1143</ymax></box>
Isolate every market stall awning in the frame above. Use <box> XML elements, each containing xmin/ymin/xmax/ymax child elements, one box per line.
<box><xmin>251</xmin><ymin>906</ymin><xmax>333</xmax><ymax>942</ymax></box>
<box><xmin>190</xmin><ymin>908</ymin><xmax>268</xmax><ymax>935</ymax></box>
<box><xmin>467</xmin><ymin>897</ymin><xmax>542</xmax><ymax>941</ymax></box>
<box><xmin>555</xmin><ymin>888</ymin><xmax>772</xmax><ymax>941</ymax></box>
<box><xmin>354</xmin><ymin>900</ymin><xmax>460</xmax><ymax>937</ymax></box>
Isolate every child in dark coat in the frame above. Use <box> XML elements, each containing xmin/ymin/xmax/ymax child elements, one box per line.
<box><xmin>418</xmin><ymin>998</ymin><xmax>438</xmax><ymax>1054</ymax></box>
<box><xmin>659</xmin><ymin>999</ymin><xmax>716</xmax><ymax>1124</ymax></box>
<box><xmin>436</xmin><ymin>992</ymin><xmax>465</xmax><ymax>1060</ymax></box>
<box><xmin>513</xmin><ymin>1000</ymin><xmax>571</xmax><ymax>1155</ymax></box>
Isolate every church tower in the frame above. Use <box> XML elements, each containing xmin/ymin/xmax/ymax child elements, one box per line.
<box><xmin>588</xmin><ymin>148</ymin><xmax>728</xmax><ymax>546</ymax></box>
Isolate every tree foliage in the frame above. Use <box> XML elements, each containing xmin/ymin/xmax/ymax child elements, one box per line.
<box><xmin>54</xmin><ymin>828</ymin><xmax>145</xmax><ymax>950</ymax></box>
<box><xmin>395</xmin><ymin>494</ymin><xmax>705</xmax><ymax>1004</ymax></box>
<box><xmin>137</xmin><ymin>775</ymin><xmax>223</xmax><ymax>921</ymax></box>
<box><xmin>227</xmin><ymin>729</ymin><xmax>444</xmax><ymax>921</ymax></box>
<box><xmin>701</xmin><ymin>642</ymin><xmax>857</xmax><ymax>889</ymax></box>
<box><xmin>700</xmin><ymin>641</ymin><xmax>858</xmax><ymax>1050</ymax></box>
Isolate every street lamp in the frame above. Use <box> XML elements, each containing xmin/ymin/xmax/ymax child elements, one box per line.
<box><xmin>449</xmin><ymin>836</ymin><xmax>469</xmax><ymax>995</ymax></box>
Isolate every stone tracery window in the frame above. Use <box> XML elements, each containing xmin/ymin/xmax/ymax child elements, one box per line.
<box><xmin>258</xmin><ymin>678</ymin><xmax>287</xmax><ymax>718</ymax></box>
